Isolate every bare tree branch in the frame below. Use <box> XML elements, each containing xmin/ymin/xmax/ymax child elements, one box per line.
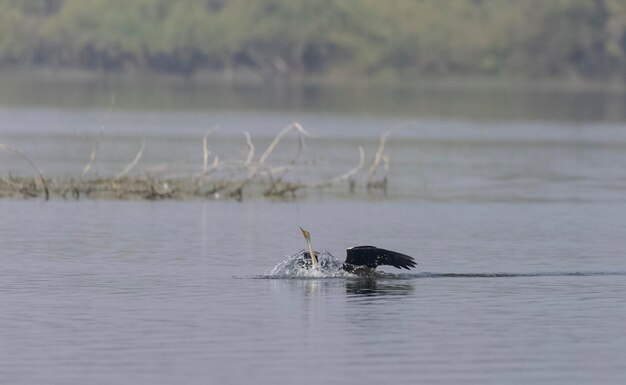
<box><xmin>368</xmin><ymin>131</ymin><xmax>391</xmax><ymax>183</ymax></box>
<box><xmin>259</xmin><ymin>122</ymin><xmax>311</xmax><ymax>165</ymax></box>
<box><xmin>202</xmin><ymin>125</ymin><xmax>220</xmax><ymax>175</ymax></box>
<box><xmin>0</xmin><ymin>144</ymin><xmax>49</xmax><ymax>200</ymax></box>
<box><xmin>82</xmin><ymin>94</ymin><xmax>115</xmax><ymax>177</ymax></box>
<box><xmin>116</xmin><ymin>138</ymin><xmax>146</xmax><ymax>179</ymax></box>
<box><xmin>243</xmin><ymin>131</ymin><xmax>254</xmax><ymax>166</ymax></box>
<box><xmin>307</xmin><ymin>146</ymin><xmax>365</xmax><ymax>188</ymax></box>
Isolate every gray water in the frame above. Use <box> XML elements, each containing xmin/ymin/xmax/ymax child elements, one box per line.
<box><xmin>2</xmin><ymin>82</ymin><xmax>626</xmax><ymax>384</ymax></box>
<box><xmin>1</xmin><ymin>200</ymin><xmax>626</xmax><ymax>384</ymax></box>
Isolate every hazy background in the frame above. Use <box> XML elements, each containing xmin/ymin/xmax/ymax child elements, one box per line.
<box><xmin>3</xmin><ymin>3</ymin><xmax>626</xmax><ymax>385</ymax></box>
<box><xmin>0</xmin><ymin>0</ymin><xmax>625</xmax><ymax>126</ymax></box>
<box><xmin>1</xmin><ymin>0</ymin><xmax>626</xmax><ymax>83</ymax></box>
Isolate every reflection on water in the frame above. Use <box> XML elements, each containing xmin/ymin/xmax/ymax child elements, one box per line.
<box><xmin>270</xmin><ymin>278</ymin><xmax>338</xmax><ymax>297</ymax></box>
<box><xmin>266</xmin><ymin>277</ymin><xmax>415</xmax><ymax>298</ymax></box>
<box><xmin>267</xmin><ymin>271</ymin><xmax>626</xmax><ymax>299</ymax></box>
<box><xmin>2</xmin><ymin>73</ymin><xmax>626</xmax><ymax>121</ymax></box>
<box><xmin>345</xmin><ymin>278</ymin><xmax>414</xmax><ymax>297</ymax></box>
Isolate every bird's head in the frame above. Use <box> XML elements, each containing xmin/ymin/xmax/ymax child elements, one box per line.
<box><xmin>299</xmin><ymin>227</ymin><xmax>311</xmax><ymax>242</ymax></box>
<box><xmin>299</xmin><ymin>227</ymin><xmax>318</xmax><ymax>270</ymax></box>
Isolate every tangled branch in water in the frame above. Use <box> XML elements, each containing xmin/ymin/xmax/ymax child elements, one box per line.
<box><xmin>0</xmin><ymin>122</ymin><xmax>395</xmax><ymax>201</ymax></box>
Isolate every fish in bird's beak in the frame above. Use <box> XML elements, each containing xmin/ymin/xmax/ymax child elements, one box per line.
<box><xmin>299</xmin><ymin>227</ymin><xmax>318</xmax><ymax>270</ymax></box>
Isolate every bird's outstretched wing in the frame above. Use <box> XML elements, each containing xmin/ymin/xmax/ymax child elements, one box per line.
<box><xmin>345</xmin><ymin>246</ymin><xmax>417</xmax><ymax>270</ymax></box>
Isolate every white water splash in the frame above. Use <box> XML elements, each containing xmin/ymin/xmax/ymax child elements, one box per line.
<box><xmin>268</xmin><ymin>250</ymin><xmax>351</xmax><ymax>278</ymax></box>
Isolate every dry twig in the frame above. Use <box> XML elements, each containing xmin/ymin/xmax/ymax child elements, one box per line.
<box><xmin>243</xmin><ymin>131</ymin><xmax>254</xmax><ymax>166</ymax></box>
<box><xmin>367</xmin><ymin>131</ymin><xmax>391</xmax><ymax>190</ymax></box>
<box><xmin>116</xmin><ymin>139</ymin><xmax>146</xmax><ymax>179</ymax></box>
<box><xmin>307</xmin><ymin>146</ymin><xmax>365</xmax><ymax>188</ymax></box>
<box><xmin>259</xmin><ymin>122</ymin><xmax>311</xmax><ymax>165</ymax></box>
<box><xmin>202</xmin><ymin>125</ymin><xmax>220</xmax><ymax>175</ymax></box>
<box><xmin>0</xmin><ymin>144</ymin><xmax>49</xmax><ymax>200</ymax></box>
<box><xmin>83</xmin><ymin>94</ymin><xmax>115</xmax><ymax>177</ymax></box>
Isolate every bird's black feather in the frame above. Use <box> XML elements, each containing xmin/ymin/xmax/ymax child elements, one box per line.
<box><xmin>344</xmin><ymin>246</ymin><xmax>417</xmax><ymax>270</ymax></box>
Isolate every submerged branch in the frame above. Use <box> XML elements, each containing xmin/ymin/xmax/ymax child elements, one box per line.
<box><xmin>0</xmin><ymin>123</ymin><xmax>395</xmax><ymax>201</ymax></box>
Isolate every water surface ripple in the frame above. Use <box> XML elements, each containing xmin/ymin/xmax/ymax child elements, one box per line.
<box><xmin>3</xmin><ymin>106</ymin><xmax>626</xmax><ymax>384</ymax></box>
<box><xmin>1</xmin><ymin>200</ymin><xmax>626</xmax><ymax>385</ymax></box>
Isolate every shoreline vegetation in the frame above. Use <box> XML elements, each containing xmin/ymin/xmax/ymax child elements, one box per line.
<box><xmin>5</xmin><ymin>66</ymin><xmax>626</xmax><ymax>92</ymax></box>
<box><xmin>3</xmin><ymin>1</ymin><xmax>626</xmax><ymax>201</ymax></box>
<box><xmin>0</xmin><ymin>123</ymin><xmax>390</xmax><ymax>202</ymax></box>
<box><xmin>1</xmin><ymin>0</ymin><xmax>626</xmax><ymax>83</ymax></box>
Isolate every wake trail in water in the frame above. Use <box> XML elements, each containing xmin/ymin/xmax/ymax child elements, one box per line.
<box><xmin>262</xmin><ymin>250</ymin><xmax>626</xmax><ymax>279</ymax></box>
<box><xmin>409</xmin><ymin>271</ymin><xmax>626</xmax><ymax>279</ymax></box>
<box><xmin>256</xmin><ymin>271</ymin><xmax>626</xmax><ymax>280</ymax></box>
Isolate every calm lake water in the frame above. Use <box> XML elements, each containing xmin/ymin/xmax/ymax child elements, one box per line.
<box><xmin>1</xmin><ymin>79</ymin><xmax>626</xmax><ymax>384</ymax></box>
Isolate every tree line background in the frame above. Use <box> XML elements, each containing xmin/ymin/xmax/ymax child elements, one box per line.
<box><xmin>1</xmin><ymin>0</ymin><xmax>625</xmax><ymax>81</ymax></box>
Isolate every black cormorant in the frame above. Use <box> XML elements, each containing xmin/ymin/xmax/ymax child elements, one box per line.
<box><xmin>299</xmin><ymin>227</ymin><xmax>417</xmax><ymax>272</ymax></box>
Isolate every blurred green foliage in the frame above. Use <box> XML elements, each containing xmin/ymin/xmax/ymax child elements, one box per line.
<box><xmin>1</xmin><ymin>0</ymin><xmax>625</xmax><ymax>80</ymax></box>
